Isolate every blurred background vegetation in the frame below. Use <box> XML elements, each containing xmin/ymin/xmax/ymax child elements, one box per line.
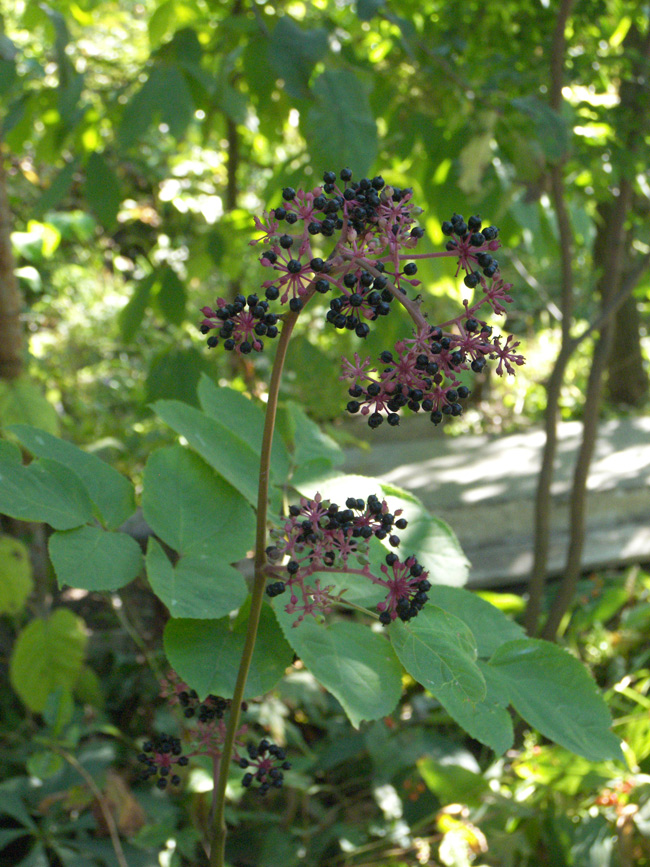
<box><xmin>1</xmin><ymin>0</ymin><xmax>649</xmax><ymax>865</ymax></box>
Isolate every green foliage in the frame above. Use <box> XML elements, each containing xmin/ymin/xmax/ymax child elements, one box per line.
<box><xmin>0</xmin><ymin>536</ymin><xmax>33</xmax><ymax>615</ymax></box>
<box><xmin>146</xmin><ymin>536</ymin><xmax>248</xmax><ymax>618</ymax></box>
<box><xmin>83</xmin><ymin>153</ymin><xmax>121</xmax><ymax>230</ymax></box>
<box><xmin>274</xmin><ymin>607</ymin><xmax>403</xmax><ymax>728</ymax></box>
<box><xmin>390</xmin><ymin>606</ymin><xmax>486</xmax><ymax>704</ymax></box>
<box><xmin>142</xmin><ymin>443</ymin><xmax>255</xmax><ymax>562</ymax></box>
<box><xmin>11</xmin><ymin>424</ymin><xmax>136</xmax><ymax>529</ymax></box>
<box><xmin>0</xmin><ymin>379</ymin><xmax>59</xmax><ymax>437</ymax></box>
<box><xmin>304</xmin><ymin>69</ymin><xmax>378</xmax><ymax>175</ymax></box>
<box><xmin>0</xmin><ymin>442</ymin><xmax>93</xmax><ymax>530</ymax></box>
<box><xmin>164</xmin><ymin>604</ymin><xmax>293</xmax><ymax>699</ymax></box>
<box><xmin>9</xmin><ymin>608</ymin><xmax>87</xmax><ymax>712</ymax></box>
<box><xmin>49</xmin><ymin>525</ymin><xmax>143</xmax><ymax>591</ymax></box>
<box><xmin>198</xmin><ymin>375</ymin><xmax>291</xmax><ymax>479</ymax></box>
<box><xmin>152</xmin><ymin>399</ymin><xmax>262</xmax><ymax>505</ymax></box>
<box><xmin>490</xmin><ymin>639</ymin><xmax>623</xmax><ymax>762</ymax></box>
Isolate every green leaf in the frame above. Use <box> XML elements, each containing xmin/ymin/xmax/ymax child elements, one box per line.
<box><xmin>418</xmin><ymin>756</ymin><xmax>489</xmax><ymax>806</ymax></box>
<box><xmin>49</xmin><ymin>527</ymin><xmax>143</xmax><ymax>591</ymax></box>
<box><xmin>148</xmin><ymin>0</ymin><xmax>201</xmax><ymax>47</ymax></box>
<box><xmin>42</xmin><ymin>687</ymin><xmax>74</xmax><ymax>735</ymax></box>
<box><xmin>268</xmin><ymin>18</ymin><xmax>328</xmax><ymax>99</ymax></box>
<box><xmin>387</xmin><ymin>500</ymin><xmax>469</xmax><ymax>588</ymax></box>
<box><xmin>284</xmin><ymin>335</ymin><xmax>344</xmax><ymax>421</ymax></box>
<box><xmin>26</xmin><ymin>751</ymin><xmax>64</xmax><ymax>780</ymax></box>
<box><xmin>143</xmin><ymin>444</ymin><xmax>255</xmax><ymax>561</ymax></box>
<box><xmin>34</xmin><ymin>160</ymin><xmax>78</xmax><ymax>218</ymax></box>
<box><xmin>284</xmin><ymin>401</ymin><xmax>343</xmax><ymax>470</ymax></box>
<box><xmin>10</xmin><ymin>424</ymin><xmax>135</xmax><ymax>530</ymax></box>
<box><xmin>145</xmin><ymin>347</ymin><xmax>209</xmax><ymax>407</ymax></box>
<box><xmin>10</xmin><ymin>608</ymin><xmax>86</xmax><ymax>712</ymax></box>
<box><xmin>0</xmin><ymin>829</ymin><xmax>33</xmax><ymax>850</ymax></box>
<box><xmin>489</xmin><ymin>639</ymin><xmax>623</xmax><ymax>762</ymax></box>
<box><xmin>428</xmin><ymin>585</ymin><xmax>525</xmax><ymax>658</ymax></box>
<box><xmin>390</xmin><ymin>606</ymin><xmax>486</xmax><ymax>703</ymax></box>
<box><xmin>154</xmin><ymin>267</ymin><xmax>186</xmax><ymax>325</ymax></box>
<box><xmin>0</xmin><ymin>450</ymin><xmax>92</xmax><ymax>530</ymax></box>
<box><xmin>197</xmin><ymin>375</ymin><xmax>291</xmax><ymax>480</ymax></box>
<box><xmin>512</xmin><ymin>96</ymin><xmax>571</xmax><ymax>163</ymax></box>
<box><xmin>458</xmin><ymin>112</ymin><xmax>497</xmax><ymax>195</ymax></box>
<box><xmin>304</xmin><ymin>69</ymin><xmax>377</xmax><ymax>177</ymax></box>
<box><xmin>146</xmin><ymin>537</ymin><xmax>248</xmax><ymax>619</ymax></box>
<box><xmin>118</xmin><ymin>272</ymin><xmax>156</xmax><ymax>341</ymax></box>
<box><xmin>0</xmin><ymin>782</ymin><xmax>37</xmax><ymax>829</ymax></box>
<box><xmin>119</xmin><ymin>64</ymin><xmax>194</xmax><ymax>147</ymax></box>
<box><xmin>84</xmin><ymin>153</ymin><xmax>121</xmax><ymax>230</ymax></box>
<box><xmin>163</xmin><ymin>604</ymin><xmax>293</xmax><ymax>699</ymax></box>
<box><xmin>15</xmin><ymin>842</ymin><xmax>49</xmax><ymax>867</ymax></box>
<box><xmin>434</xmin><ymin>661</ymin><xmax>514</xmax><ymax>755</ymax></box>
<box><xmin>0</xmin><ymin>536</ymin><xmax>33</xmax><ymax>615</ymax></box>
<box><xmin>152</xmin><ymin>400</ymin><xmax>260</xmax><ymax>505</ymax></box>
<box><xmin>356</xmin><ymin>0</ymin><xmax>384</xmax><ymax>20</ymax></box>
<box><xmin>0</xmin><ymin>378</ymin><xmax>59</xmax><ymax>436</ymax></box>
<box><xmin>274</xmin><ymin>606</ymin><xmax>402</xmax><ymax>727</ymax></box>
<box><xmin>74</xmin><ymin>665</ymin><xmax>105</xmax><ymax>708</ymax></box>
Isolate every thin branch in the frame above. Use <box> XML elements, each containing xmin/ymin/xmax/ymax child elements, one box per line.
<box><xmin>0</xmin><ymin>141</ymin><xmax>23</xmax><ymax>381</ymax></box>
<box><xmin>541</xmin><ymin>23</ymin><xmax>650</xmax><ymax>639</ymax></box>
<box><xmin>523</xmin><ymin>0</ymin><xmax>576</xmax><ymax>634</ymax></box>
<box><xmin>542</xmin><ymin>182</ymin><xmax>633</xmax><ymax>640</ymax></box>
<box><xmin>51</xmin><ymin>745</ymin><xmax>129</xmax><ymax>867</ymax></box>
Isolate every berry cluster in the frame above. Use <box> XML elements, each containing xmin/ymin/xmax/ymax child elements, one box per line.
<box><xmin>376</xmin><ymin>554</ymin><xmax>431</xmax><ymax>624</ymax></box>
<box><xmin>177</xmin><ymin>688</ymin><xmax>229</xmax><ymax>722</ymax></box>
<box><xmin>266</xmin><ymin>492</ymin><xmax>407</xmax><ymax>577</ymax></box>
<box><xmin>339</xmin><ymin>206</ymin><xmax>525</xmax><ymax>427</ymax></box>
<box><xmin>137</xmin><ymin>735</ymin><xmax>188</xmax><ymax>790</ymax></box>
<box><xmin>235</xmin><ymin>739</ymin><xmax>291</xmax><ymax>796</ymax></box>
<box><xmin>253</xmin><ymin>170</ymin><xmax>421</xmax><ymax>315</ymax></box>
<box><xmin>199</xmin><ymin>168</ymin><xmax>423</xmax><ymax>354</ymax></box>
<box><xmin>200</xmin><ymin>294</ymin><xmax>279</xmax><ymax>354</ymax></box>
<box><xmin>141</xmin><ymin>672</ymin><xmax>290</xmax><ymax>797</ymax></box>
<box><xmin>199</xmin><ymin>169</ymin><xmax>524</xmax><ymax>431</ymax></box>
<box><xmin>265</xmin><ymin>493</ymin><xmax>430</xmax><ymax>626</ymax></box>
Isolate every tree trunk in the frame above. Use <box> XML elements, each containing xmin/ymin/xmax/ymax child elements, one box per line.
<box><xmin>0</xmin><ymin>147</ymin><xmax>23</xmax><ymax>381</ymax></box>
<box><xmin>606</xmin><ymin>291</ymin><xmax>649</xmax><ymax>407</ymax></box>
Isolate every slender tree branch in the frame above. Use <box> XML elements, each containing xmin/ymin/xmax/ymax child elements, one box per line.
<box><xmin>541</xmin><ymin>24</ymin><xmax>650</xmax><ymax>639</ymax></box>
<box><xmin>523</xmin><ymin>0</ymin><xmax>576</xmax><ymax>634</ymax></box>
<box><xmin>542</xmin><ymin>180</ymin><xmax>633</xmax><ymax>640</ymax></box>
<box><xmin>51</xmin><ymin>744</ymin><xmax>130</xmax><ymax>867</ymax></box>
<box><xmin>0</xmin><ymin>142</ymin><xmax>23</xmax><ymax>381</ymax></box>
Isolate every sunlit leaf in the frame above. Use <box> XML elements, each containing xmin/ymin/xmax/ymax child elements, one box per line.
<box><xmin>274</xmin><ymin>604</ymin><xmax>402</xmax><ymax>727</ymax></box>
<box><xmin>10</xmin><ymin>608</ymin><xmax>86</xmax><ymax>712</ymax></box>
<box><xmin>489</xmin><ymin>639</ymin><xmax>623</xmax><ymax>761</ymax></box>
<box><xmin>390</xmin><ymin>605</ymin><xmax>486</xmax><ymax>703</ymax></box>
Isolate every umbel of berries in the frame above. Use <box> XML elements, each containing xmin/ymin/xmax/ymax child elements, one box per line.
<box><xmin>199</xmin><ymin>168</ymin><xmax>524</xmax><ymax>430</ymax></box>
<box><xmin>137</xmin><ymin>735</ymin><xmax>188</xmax><ymax>789</ymax></box>
<box><xmin>263</xmin><ymin>491</ymin><xmax>431</xmax><ymax>626</ymax></box>
<box><xmin>235</xmin><ymin>738</ymin><xmax>291</xmax><ymax>796</ymax></box>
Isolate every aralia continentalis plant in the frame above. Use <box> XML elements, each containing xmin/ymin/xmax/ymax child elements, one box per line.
<box><xmin>194</xmin><ymin>168</ymin><xmax>524</xmax><ymax>865</ymax></box>
<box><xmin>0</xmin><ymin>174</ymin><xmax>623</xmax><ymax>867</ymax></box>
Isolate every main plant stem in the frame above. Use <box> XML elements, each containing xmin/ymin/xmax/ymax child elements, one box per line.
<box><xmin>208</xmin><ymin>300</ymin><xmax>310</xmax><ymax>867</ymax></box>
